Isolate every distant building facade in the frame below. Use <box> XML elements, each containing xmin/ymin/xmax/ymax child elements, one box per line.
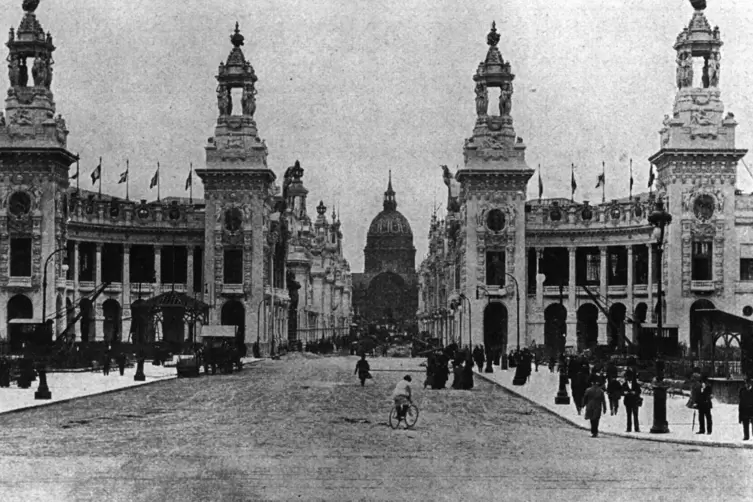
<box><xmin>352</xmin><ymin>174</ymin><xmax>418</xmax><ymax>332</ymax></box>
<box><xmin>419</xmin><ymin>6</ymin><xmax>752</xmax><ymax>359</ymax></box>
<box><xmin>0</xmin><ymin>3</ymin><xmax>351</xmax><ymax>355</ymax></box>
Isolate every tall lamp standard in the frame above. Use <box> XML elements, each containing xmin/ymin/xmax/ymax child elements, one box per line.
<box><xmin>37</xmin><ymin>247</ymin><xmax>67</xmax><ymax>401</ymax></box>
<box><xmin>42</xmin><ymin>247</ymin><xmax>68</xmax><ymax>326</ymax></box>
<box><xmin>648</xmin><ymin>198</ymin><xmax>672</xmax><ymax>434</ymax></box>
<box><xmin>458</xmin><ymin>293</ymin><xmax>472</xmax><ymax>350</ymax></box>
<box><xmin>504</xmin><ymin>273</ymin><xmax>521</xmax><ymax>352</ymax></box>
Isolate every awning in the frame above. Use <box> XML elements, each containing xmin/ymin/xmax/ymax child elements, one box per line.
<box><xmin>695</xmin><ymin>309</ymin><xmax>753</xmax><ymax>335</ymax></box>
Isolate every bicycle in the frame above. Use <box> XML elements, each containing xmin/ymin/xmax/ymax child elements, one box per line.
<box><xmin>389</xmin><ymin>402</ymin><xmax>419</xmax><ymax>429</ymax></box>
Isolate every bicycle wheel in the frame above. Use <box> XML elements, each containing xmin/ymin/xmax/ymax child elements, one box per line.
<box><xmin>404</xmin><ymin>404</ymin><xmax>419</xmax><ymax>429</ymax></box>
<box><xmin>389</xmin><ymin>407</ymin><xmax>400</xmax><ymax>429</ymax></box>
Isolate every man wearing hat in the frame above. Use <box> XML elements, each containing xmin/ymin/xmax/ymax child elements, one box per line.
<box><xmin>739</xmin><ymin>377</ymin><xmax>753</xmax><ymax>440</ymax></box>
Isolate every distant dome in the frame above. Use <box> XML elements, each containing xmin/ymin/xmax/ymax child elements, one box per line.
<box><xmin>368</xmin><ymin>209</ymin><xmax>413</xmax><ymax>237</ymax></box>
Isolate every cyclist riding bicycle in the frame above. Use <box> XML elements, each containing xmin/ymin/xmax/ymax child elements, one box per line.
<box><xmin>392</xmin><ymin>375</ymin><xmax>412</xmax><ymax>420</ymax></box>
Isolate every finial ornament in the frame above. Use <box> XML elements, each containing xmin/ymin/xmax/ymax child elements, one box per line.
<box><xmin>487</xmin><ymin>21</ymin><xmax>500</xmax><ymax>47</ymax></box>
<box><xmin>689</xmin><ymin>0</ymin><xmax>706</xmax><ymax>10</ymax></box>
<box><xmin>231</xmin><ymin>22</ymin><xmax>245</xmax><ymax>47</ymax></box>
<box><xmin>22</xmin><ymin>0</ymin><xmax>40</xmax><ymax>13</ymax></box>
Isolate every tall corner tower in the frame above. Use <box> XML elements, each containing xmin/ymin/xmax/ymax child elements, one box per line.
<box><xmin>195</xmin><ymin>23</ymin><xmax>276</xmax><ymax>350</ymax></box>
<box><xmin>456</xmin><ymin>22</ymin><xmax>533</xmax><ymax>351</ymax></box>
<box><xmin>648</xmin><ymin>0</ymin><xmax>747</xmax><ymax>347</ymax></box>
<box><xmin>0</xmin><ymin>0</ymin><xmax>76</xmax><ymax>339</ymax></box>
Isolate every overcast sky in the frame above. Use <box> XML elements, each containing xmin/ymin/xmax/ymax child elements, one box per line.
<box><xmin>4</xmin><ymin>0</ymin><xmax>753</xmax><ymax>271</ymax></box>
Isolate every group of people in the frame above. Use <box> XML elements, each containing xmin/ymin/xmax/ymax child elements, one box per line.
<box><xmin>424</xmin><ymin>347</ymin><xmax>475</xmax><ymax>390</ymax></box>
<box><xmin>101</xmin><ymin>350</ymin><xmax>127</xmax><ymax>376</ymax></box>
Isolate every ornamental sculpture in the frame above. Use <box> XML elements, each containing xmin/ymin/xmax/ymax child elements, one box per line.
<box><xmin>499</xmin><ymin>80</ymin><xmax>513</xmax><ymax>116</ymax></box>
<box><xmin>707</xmin><ymin>53</ymin><xmax>720</xmax><ymax>87</ymax></box>
<box><xmin>217</xmin><ymin>85</ymin><xmax>231</xmax><ymax>116</ymax></box>
<box><xmin>676</xmin><ymin>51</ymin><xmax>693</xmax><ymax>88</ymax></box>
<box><xmin>241</xmin><ymin>83</ymin><xmax>256</xmax><ymax>116</ymax></box>
<box><xmin>474</xmin><ymin>82</ymin><xmax>488</xmax><ymax>117</ymax></box>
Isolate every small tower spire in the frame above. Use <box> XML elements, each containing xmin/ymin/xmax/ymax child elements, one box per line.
<box><xmin>383</xmin><ymin>171</ymin><xmax>397</xmax><ymax>211</ymax></box>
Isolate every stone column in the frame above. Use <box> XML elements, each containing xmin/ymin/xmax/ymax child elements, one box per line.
<box><xmin>627</xmin><ymin>245</ymin><xmax>634</xmax><ymax>310</ymax></box>
<box><xmin>73</xmin><ymin>241</ymin><xmax>80</xmax><ymax>340</ymax></box>
<box><xmin>535</xmin><ymin>248</ymin><xmax>544</xmax><ymax>307</ymax></box>
<box><xmin>598</xmin><ymin>246</ymin><xmax>608</xmax><ymax>345</ymax></box>
<box><xmin>94</xmin><ymin>243</ymin><xmax>104</xmax><ymax>342</ymax></box>
<box><xmin>186</xmin><ymin>247</ymin><xmax>194</xmax><ymax>295</ymax></box>
<box><xmin>566</xmin><ymin>246</ymin><xmax>577</xmax><ymax>342</ymax></box>
<box><xmin>647</xmin><ymin>243</ymin><xmax>654</xmax><ymax>322</ymax></box>
<box><xmin>154</xmin><ymin>245</ymin><xmax>162</xmax><ymax>295</ymax></box>
<box><xmin>122</xmin><ymin>244</ymin><xmax>131</xmax><ymax>342</ymax></box>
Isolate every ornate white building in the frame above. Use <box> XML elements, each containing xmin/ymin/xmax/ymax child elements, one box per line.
<box><xmin>419</xmin><ymin>4</ymin><xmax>751</xmax><ymax>359</ymax></box>
<box><xmin>0</xmin><ymin>2</ymin><xmax>351</xmax><ymax>355</ymax></box>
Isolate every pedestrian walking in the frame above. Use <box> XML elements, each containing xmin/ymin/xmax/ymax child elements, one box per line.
<box><xmin>117</xmin><ymin>352</ymin><xmax>126</xmax><ymax>376</ymax></box>
<box><xmin>622</xmin><ymin>371</ymin><xmax>641</xmax><ymax>432</ymax></box>
<box><xmin>583</xmin><ymin>378</ymin><xmax>607</xmax><ymax>438</ymax></box>
<box><xmin>354</xmin><ymin>353</ymin><xmax>371</xmax><ymax>387</ymax></box>
<box><xmin>102</xmin><ymin>351</ymin><xmax>111</xmax><ymax>376</ymax></box>
<box><xmin>607</xmin><ymin>377</ymin><xmax>622</xmax><ymax>416</ymax></box>
<box><xmin>462</xmin><ymin>357</ymin><xmax>474</xmax><ymax>390</ymax></box>
<box><xmin>696</xmin><ymin>375</ymin><xmax>713</xmax><ymax>435</ymax></box>
<box><xmin>571</xmin><ymin>367</ymin><xmax>589</xmax><ymax>415</ymax></box>
<box><xmin>739</xmin><ymin>377</ymin><xmax>753</xmax><ymax>440</ymax></box>
<box><xmin>473</xmin><ymin>345</ymin><xmax>485</xmax><ymax>373</ymax></box>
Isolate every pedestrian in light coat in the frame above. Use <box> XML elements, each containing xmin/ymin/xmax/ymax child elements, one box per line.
<box><xmin>583</xmin><ymin>378</ymin><xmax>607</xmax><ymax>438</ymax></box>
<box><xmin>739</xmin><ymin>377</ymin><xmax>753</xmax><ymax>441</ymax></box>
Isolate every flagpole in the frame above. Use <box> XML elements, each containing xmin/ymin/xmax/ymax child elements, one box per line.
<box><xmin>629</xmin><ymin>158</ymin><xmax>633</xmax><ymax>200</ymax></box>
<box><xmin>157</xmin><ymin>162</ymin><xmax>161</xmax><ymax>202</ymax></box>
<box><xmin>571</xmin><ymin>163</ymin><xmax>575</xmax><ymax>203</ymax></box>
<box><xmin>76</xmin><ymin>155</ymin><xmax>80</xmax><ymax>193</ymax></box>
<box><xmin>98</xmin><ymin>157</ymin><xmax>102</xmax><ymax>199</ymax></box>
<box><xmin>126</xmin><ymin>159</ymin><xmax>130</xmax><ymax>201</ymax></box>
<box><xmin>189</xmin><ymin>163</ymin><xmax>193</xmax><ymax>204</ymax></box>
<box><xmin>538</xmin><ymin>164</ymin><xmax>542</xmax><ymax>202</ymax></box>
<box><xmin>602</xmin><ymin>161</ymin><xmax>606</xmax><ymax>204</ymax></box>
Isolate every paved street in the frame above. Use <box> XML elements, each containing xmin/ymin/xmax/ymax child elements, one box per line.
<box><xmin>0</xmin><ymin>355</ymin><xmax>752</xmax><ymax>502</ymax></box>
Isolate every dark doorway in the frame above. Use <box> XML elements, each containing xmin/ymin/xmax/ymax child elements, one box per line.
<box><xmin>130</xmin><ymin>299</ymin><xmax>154</xmax><ymax>344</ymax></box>
<box><xmin>7</xmin><ymin>294</ymin><xmax>33</xmax><ymax>351</ymax></box>
<box><xmin>79</xmin><ymin>298</ymin><xmax>94</xmax><ymax>343</ymax></box>
<box><xmin>690</xmin><ymin>299</ymin><xmax>715</xmax><ymax>357</ymax></box>
<box><xmin>221</xmin><ymin>300</ymin><xmax>246</xmax><ymax>346</ymax></box>
<box><xmin>483</xmin><ymin>302</ymin><xmax>508</xmax><ymax>355</ymax></box>
<box><xmin>577</xmin><ymin>303</ymin><xmax>599</xmax><ymax>351</ymax></box>
<box><xmin>608</xmin><ymin>303</ymin><xmax>627</xmax><ymax>350</ymax></box>
<box><xmin>103</xmin><ymin>299</ymin><xmax>122</xmax><ymax>343</ymax></box>
<box><xmin>544</xmin><ymin>303</ymin><xmax>567</xmax><ymax>357</ymax></box>
<box><xmin>161</xmin><ymin>306</ymin><xmax>186</xmax><ymax>346</ymax></box>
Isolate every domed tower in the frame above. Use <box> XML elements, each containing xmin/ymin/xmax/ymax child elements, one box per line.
<box><xmin>454</xmin><ymin>22</ymin><xmax>533</xmax><ymax>352</ymax></box>
<box><xmin>0</xmin><ymin>0</ymin><xmax>76</xmax><ymax>345</ymax></box>
<box><xmin>355</xmin><ymin>172</ymin><xmax>418</xmax><ymax>327</ymax></box>
<box><xmin>648</xmin><ymin>0</ymin><xmax>747</xmax><ymax>353</ymax></box>
<box><xmin>195</xmin><ymin>23</ymin><xmax>277</xmax><ymax>353</ymax></box>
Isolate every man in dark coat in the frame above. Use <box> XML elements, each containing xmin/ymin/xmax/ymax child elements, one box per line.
<box><xmin>473</xmin><ymin>345</ymin><xmax>485</xmax><ymax>373</ymax></box>
<box><xmin>583</xmin><ymin>379</ymin><xmax>607</xmax><ymax>438</ymax></box>
<box><xmin>739</xmin><ymin>377</ymin><xmax>753</xmax><ymax>440</ymax></box>
<box><xmin>462</xmin><ymin>357</ymin><xmax>474</xmax><ymax>390</ymax></box>
<box><xmin>117</xmin><ymin>352</ymin><xmax>127</xmax><ymax>376</ymax></box>
<box><xmin>355</xmin><ymin>354</ymin><xmax>371</xmax><ymax>387</ymax></box>
<box><xmin>696</xmin><ymin>375</ymin><xmax>713</xmax><ymax>435</ymax></box>
<box><xmin>622</xmin><ymin>371</ymin><xmax>642</xmax><ymax>432</ymax></box>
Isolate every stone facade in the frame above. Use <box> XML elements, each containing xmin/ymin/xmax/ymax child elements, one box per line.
<box><xmin>0</xmin><ymin>4</ymin><xmax>351</xmax><ymax>356</ymax></box>
<box><xmin>419</xmin><ymin>6</ymin><xmax>751</xmax><ymax>358</ymax></box>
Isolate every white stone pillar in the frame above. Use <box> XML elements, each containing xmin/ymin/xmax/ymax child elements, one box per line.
<box><xmin>154</xmin><ymin>245</ymin><xmax>162</xmax><ymax>295</ymax></box>
<box><xmin>647</xmin><ymin>243</ymin><xmax>654</xmax><ymax>322</ymax></box>
<box><xmin>122</xmin><ymin>244</ymin><xmax>131</xmax><ymax>342</ymax></box>
<box><xmin>598</xmin><ymin>246</ymin><xmax>608</xmax><ymax>345</ymax></box>
<box><xmin>567</xmin><ymin>246</ymin><xmax>577</xmax><ymax>341</ymax></box>
<box><xmin>94</xmin><ymin>243</ymin><xmax>104</xmax><ymax>342</ymax></box>
<box><xmin>186</xmin><ymin>247</ymin><xmax>194</xmax><ymax>295</ymax></box>
<box><xmin>535</xmin><ymin>248</ymin><xmax>544</xmax><ymax>307</ymax></box>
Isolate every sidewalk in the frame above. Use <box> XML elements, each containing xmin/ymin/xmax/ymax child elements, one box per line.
<box><xmin>476</xmin><ymin>364</ymin><xmax>752</xmax><ymax>448</ymax></box>
<box><xmin>0</xmin><ymin>358</ymin><xmax>261</xmax><ymax>416</ymax></box>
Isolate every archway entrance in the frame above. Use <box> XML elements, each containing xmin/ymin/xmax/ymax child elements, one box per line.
<box><xmin>608</xmin><ymin>303</ymin><xmax>627</xmax><ymax>350</ymax></box>
<box><xmin>79</xmin><ymin>298</ymin><xmax>94</xmax><ymax>343</ymax></box>
<box><xmin>544</xmin><ymin>303</ymin><xmax>567</xmax><ymax>357</ymax></box>
<box><xmin>160</xmin><ymin>306</ymin><xmax>186</xmax><ymax>346</ymax></box>
<box><xmin>103</xmin><ymin>299</ymin><xmax>122</xmax><ymax>344</ymax></box>
<box><xmin>221</xmin><ymin>300</ymin><xmax>246</xmax><ymax>347</ymax></box>
<box><xmin>366</xmin><ymin>272</ymin><xmax>406</xmax><ymax>325</ymax></box>
<box><xmin>7</xmin><ymin>294</ymin><xmax>32</xmax><ymax>352</ymax></box>
<box><xmin>690</xmin><ymin>299</ymin><xmax>715</xmax><ymax>358</ymax></box>
<box><xmin>577</xmin><ymin>303</ymin><xmax>599</xmax><ymax>351</ymax></box>
<box><xmin>483</xmin><ymin>302</ymin><xmax>508</xmax><ymax>355</ymax></box>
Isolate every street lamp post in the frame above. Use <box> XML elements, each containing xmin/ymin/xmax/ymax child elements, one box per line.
<box><xmin>37</xmin><ymin>247</ymin><xmax>67</xmax><ymax>401</ymax></box>
<box><xmin>42</xmin><ymin>247</ymin><xmax>68</xmax><ymax>325</ymax></box>
<box><xmin>458</xmin><ymin>293</ymin><xmax>471</xmax><ymax>350</ymax></box>
<box><xmin>648</xmin><ymin>199</ymin><xmax>672</xmax><ymax>434</ymax></box>
<box><xmin>504</xmin><ymin>273</ymin><xmax>521</xmax><ymax>352</ymax></box>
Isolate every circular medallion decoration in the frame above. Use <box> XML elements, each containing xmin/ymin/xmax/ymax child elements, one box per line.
<box><xmin>486</xmin><ymin>209</ymin><xmax>506</xmax><ymax>231</ymax></box>
<box><xmin>137</xmin><ymin>206</ymin><xmax>150</xmax><ymax>219</ymax></box>
<box><xmin>85</xmin><ymin>203</ymin><xmax>94</xmax><ymax>215</ymax></box>
<box><xmin>8</xmin><ymin>191</ymin><xmax>31</xmax><ymax>216</ymax></box>
<box><xmin>693</xmin><ymin>194</ymin><xmax>715</xmax><ymax>221</ymax></box>
<box><xmin>224</xmin><ymin>207</ymin><xmax>243</xmax><ymax>232</ymax></box>
<box><xmin>109</xmin><ymin>205</ymin><xmax>120</xmax><ymax>218</ymax></box>
<box><xmin>610</xmin><ymin>207</ymin><xmax>621</xmax><ymax>220</ymax></box>
<box><xmin>168</xmin><ymin>207</ymin><xmax>181</xmax><ymax>221</ymax></box>
<box><xmin>744</xmin><ymin>306</ymin><xmax>753</xmax><ymax>317</ymax></box>
<box><xmin>581</xmin><ymin>206</ymin><xmax>593</xmax><ymax>221</ymax></box>
<box><xmin>549</xmin><ymin>207</ymin><xmax>562</xmax><ymax>222</ymax></box>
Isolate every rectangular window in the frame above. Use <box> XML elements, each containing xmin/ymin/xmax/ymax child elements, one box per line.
<box><xmin>485</xmin><ymin>251</ymin><xmax>506</xmax><ymax>286</ymax></box>
<box><xmin>692</xmin><ymin>241</ymin><xmax>713</xmax><ymax>281</ymax></box>
<box><xmin>193</xmin><ymin>247</ymin><xmax>203</xmax><ymax>293</ymax></box>
<box><xmin>224</xmin><ymin>249</ymin><xmax>243</xmax><ymax>284</ymax></box>
<box><xmin>66</xmin><ymin>240</ymin><xmax>75</xmax><ymax>280</ymax></box>
<box><xmin>129</xmin><ymin>245</ymin><xmax>155</xmax><ymax>283</ymax></box>
<box><xmin>102</xmin><ymin>243</ymin><xmax>123</xmax><ymax>283</ymax></box>
<box><xmin>10</xmin><ymin>238</ymin><xmax>31</xmax><ymax>277</ymax></box>
<box><xmin>160</xmin><ymin>246</ymin><xmax>188</xmax><ymax>284</ymax></box>
<box><xmin>742</xmin><ymin>259</ymin><xmax>753</xmax><ymax>281</ymax></box>
<box><xmin>586</xmin><ymin>254</ymin><xmax>600</xmax><ymax>283</ymax></box>
<box><xmin>633</xmin><ymin>245</ymin><xmax>649</xmax><ymax>284</ymax></box>
<box><xmin>78</xmin><ymin>242</ymin><xmax>96</xmax><ymax>282</ymax></box>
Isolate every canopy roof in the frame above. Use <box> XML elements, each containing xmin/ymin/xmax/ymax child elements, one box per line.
<box><xmin>141</xmin><ymin>291</ymin><xmax>210</xmax><ymax>322</ymax></box>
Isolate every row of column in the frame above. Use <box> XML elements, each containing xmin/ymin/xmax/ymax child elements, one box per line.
<box><xmin>531</xmin><ymin>244</ymin><xmax>655</xmax><ymax>344</ymax></box>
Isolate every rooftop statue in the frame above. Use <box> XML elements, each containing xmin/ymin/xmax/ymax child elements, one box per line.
<box><xmin>22</xmin><ymin>0</ymin><xmax>40</xmax><ymax>12</ymax></box>
<box><xmin>689</xmin><ymin>0</ymin><xmax>706</xmax><ymax>10</ymax></box>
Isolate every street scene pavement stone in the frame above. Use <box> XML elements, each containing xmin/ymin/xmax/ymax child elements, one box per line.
<box><xmin>0</xmin><ymin>354</ymin><xmax>751</xmax><ymax>502</ymax></box>
<box><xmin>475</xmin><ymin>363</ymin><xmax>752</xmax><ymax>448</ymax></box>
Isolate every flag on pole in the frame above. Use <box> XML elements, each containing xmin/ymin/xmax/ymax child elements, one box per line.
<box><xmin>629</xmin><ymin>158</ymin><xmax>634</xmax><ymax>197</ymax></box>
<box><xmin>149</xmin><ymin>164</ymin><xmax>160</xmax><ymax>189</ymax></box>
<box><xmin>595</xmin><ymin>173</ymin><xmax>605</xmax><ymax>189</ymax></box>
<box><xmin>90</xmin><ymin>161</ymin><xmax>101</xmax><ymax>185</ymax></box>
<box><xmin>69</xmin><ymin>169</ymin><xmax>79</xmax><ymax>180</ymax></box>
<box><xmin>570</xmin><ymin>164</ymin><xmax>577</xmax><ymax>200</ymax></box>
<box><xmin>185</xmin><ymin>166</ymin><xmax>193</xmax><ymax>191</ymax></box>
<box><xmin>118</xmin><ymin>169</ymin><xmax>128</xmax><ymax>184</ymax></box>
<box><xmin>648</xmin><ymin>163</ymin><xmax>655</xmax><ymax>188</ymax></box>
<box><xmin>538</xmin><ymin>167</ymin><xmax>543</xmax><ymax>200</ymax></box>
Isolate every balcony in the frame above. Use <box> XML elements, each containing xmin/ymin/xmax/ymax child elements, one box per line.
<box><xmin>543</xmin><ymin>285</ymin><xmax>568</xmax><ymax>296</ymax></box>
<box><xmin>607</xmin><ymin>285</ymin><xmax>627</xmax><ymax>296</ymax></box>
<box><xmin>105</xmin><ymin>282</ymin><xmax>123</xmax><ymax>293</ymax></box>
<box><xmin>8</xmin><ymin>276</ymin><xmax>32</xmax><ymax>288</ymax></box>
<box><xmin>691</xmin><ymin>280</ymin><xmax>715</xmax><ymax>292</ymax></box>
<box><xmin>130</xmin><ymin>283</ymin><xmax>154</xmax><ymax>294</ymax></box>
<box><xmin>222</xmin><ymin>283</ymin><xmax>244</xmax><ymax>295</ymax></box>
<box><xmin>484</xmin><ymin>285</ymin><xmax>507</xmax><ymax>297</ymax></box>
<box><xmin>79</xmin><ymin>281</ymin><xmax>95</xmax><ymax>292</ymax></box>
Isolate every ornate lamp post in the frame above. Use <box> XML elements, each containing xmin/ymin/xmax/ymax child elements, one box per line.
<box><xmin>648</xmin><ymin>198</ymin><xmax>672</xmax><ymax>434</ymax></box>
<box><xmin>504</xmin><ymin>273</ymin><xmax>521</xmax><ymax>352</ymax></box>
<box><xmin>458</xmin><ymin>293</ymin><xmax>472</xmax><ymax>350</ymax></box>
